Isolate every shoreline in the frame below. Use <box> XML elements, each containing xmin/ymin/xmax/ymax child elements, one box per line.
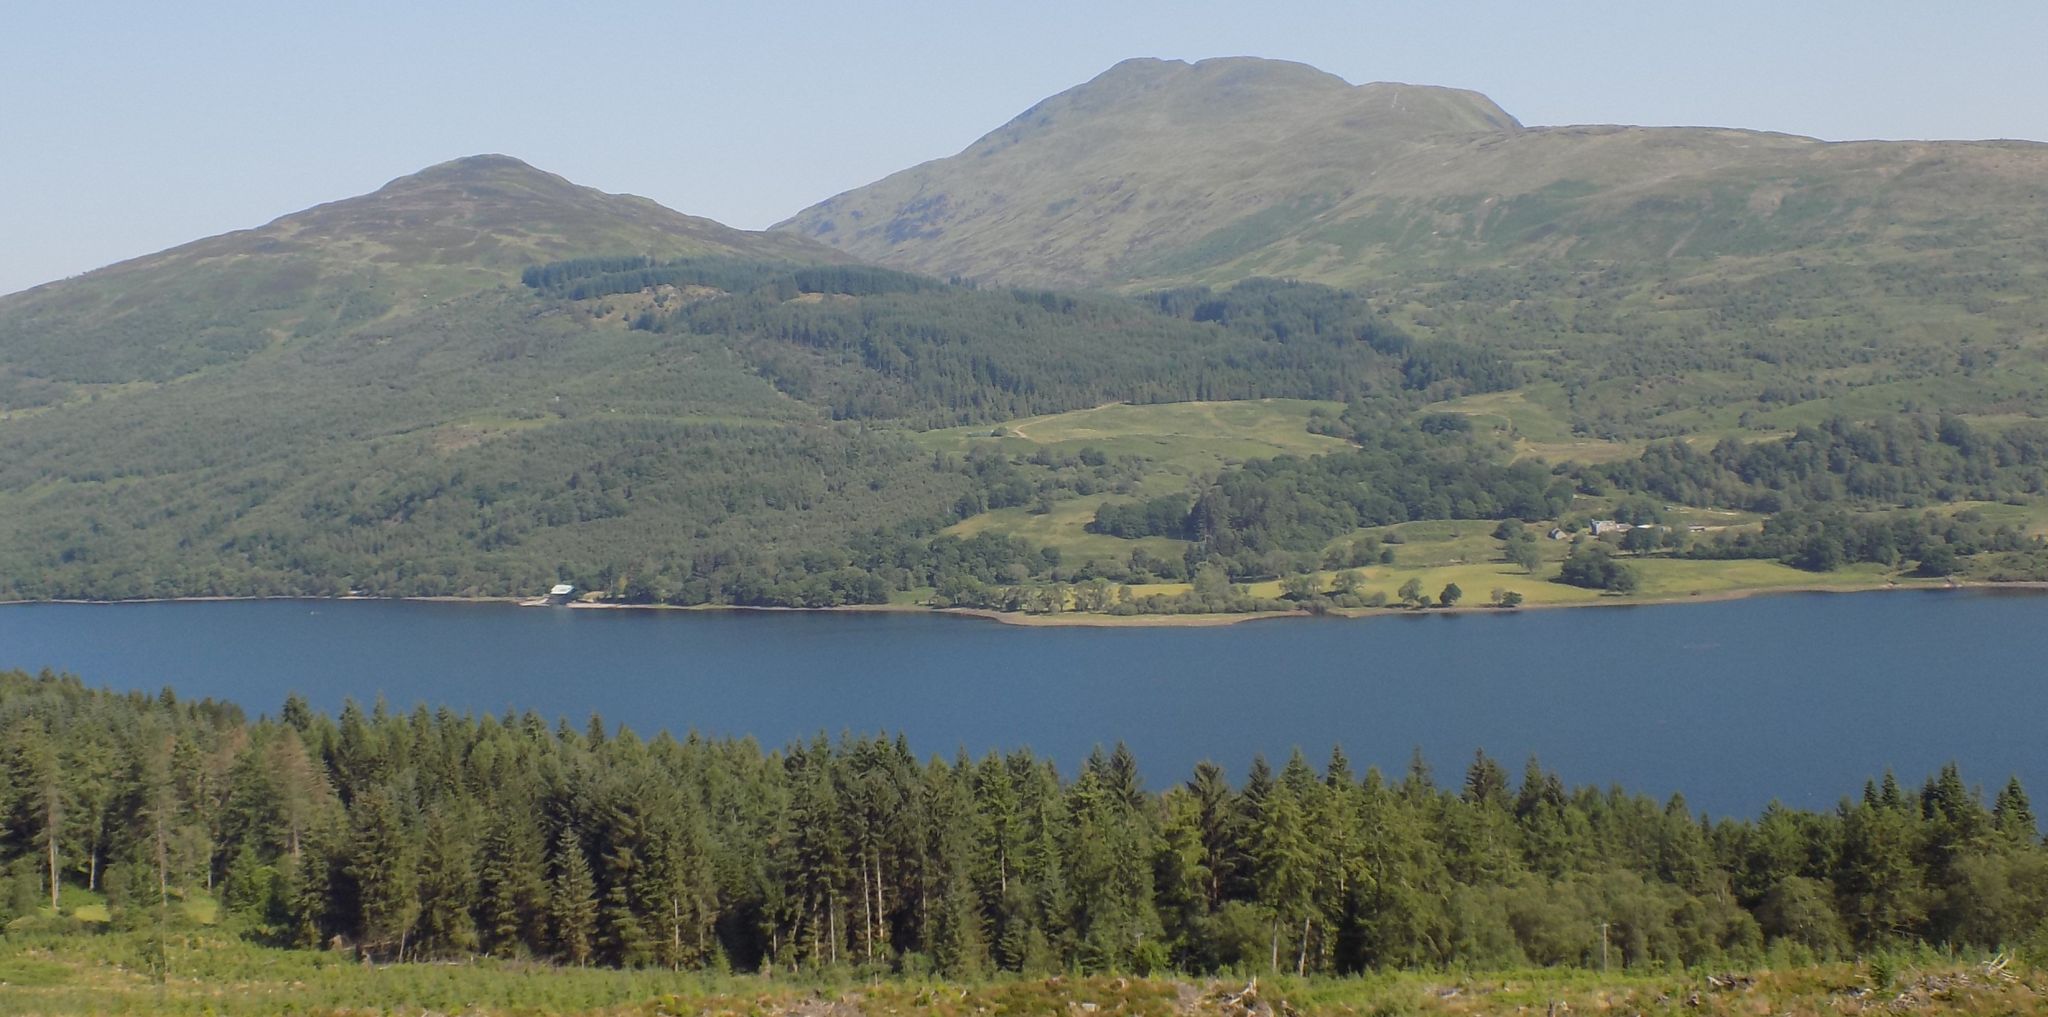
<box><xmin>2</xmin><ymin>578</ymin><xmax>2040</xmax><ymax>627</ymax></box>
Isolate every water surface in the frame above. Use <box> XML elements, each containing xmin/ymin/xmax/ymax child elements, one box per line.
<box><xmin>1</xmin><ymin>590</ymin><xmax>2039</xmax><ymax>816</ymax></box>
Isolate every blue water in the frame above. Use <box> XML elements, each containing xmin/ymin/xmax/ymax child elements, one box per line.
<box><xmin>1</xmin><ymin>591</ymin><xmax>2041</xmax><ymax>817</ymax></box>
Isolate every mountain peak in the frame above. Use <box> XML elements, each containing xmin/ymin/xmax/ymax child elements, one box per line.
<box><xmin>354</xmin><ymin>153</ymin><xmax>596</xmax><ymax>208</ymax></box>
<box><xmin>0</xmin><ymin>155</ymin><xmax>845</xmax><ymax>383</ymax></box>
<box><xmin>388</xmin><ymin>153</ymin><xmax>571</xmax><ymax>190</ymax></box>
<box><xmin>779</xmin><ymin>56</ymin><xmax>1525</xmax><ymax>286</ymax></box>
<box><xmin>1079</xmin><ymin>55</ymin><xmax>1355</xmax><ymax>99</ymax></box>
<box><xmin>983</xmin><ymin>56</ymin><xmax>1518</xmax><ymax>153</ymax></box>
<box><xmin>419</xmin><ymin>152</ymin><xmax>537</xmax><ymax>173</ymax></box>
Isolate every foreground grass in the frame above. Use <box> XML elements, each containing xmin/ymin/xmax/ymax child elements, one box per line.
<box><xmin>0</xmin><ymin>930</ymin><xmax>2038</xmax><ymax>1016</ymax></box>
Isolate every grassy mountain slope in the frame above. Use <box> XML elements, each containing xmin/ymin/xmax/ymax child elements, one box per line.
<box><xmin>1</xmin><ymin>116</ymin><xmax>2044</xmax><ymax>608</ymax></box>
<box><xmin>0</xmin><ymin>160</ymin><xmax>950</xmax><ymax>599</ymax></box>
<box><xmin>778</xmin><ymin>56</ymin><xmax>2048</xmax><ymax>291</ymax></box>
<box><xmin>780</xmin><ymin>57</ymin><xmax>1524</xmax><ymax>288</ymax></box>
<box><xmin>0</xmin><ymin>153</ymin><xmax>1512</xmax><ymax>602</ymax></box>
<box><xmin>779</xmin><ymin>57</ymin><xmax>2048</xmax><ymax>438</ymax></box>
<box><xmin>0</xmin><ymin>155</ymin><xmax>843</xmax><ymax>390</ymax></box>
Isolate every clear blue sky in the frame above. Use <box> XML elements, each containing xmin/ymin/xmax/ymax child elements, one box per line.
<box><xmin>5</xmin><ymin>0</ymin><xmax>2044</xmax><ymax>296</ymax></box>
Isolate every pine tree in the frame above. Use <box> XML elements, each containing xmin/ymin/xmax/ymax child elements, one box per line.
<box><xmin>1022</xmin><ymin>775</ymin><xmax>1074</xmax><ymax>965</ymax></box>
<box><xmin>643</xmin><ymin>794</ymin><xmax>718</xmax><ymax>969</ymax></box>
<box><xmin>347</xmin><ymin>785</ymin><xmax>419</xmax><ymax>959</ymax></box>
<box><xmin>781</xmin><ymin>740</ymin><xmax>851</xmax><ymax>970</ymax></box>
<box><xmin>1253</xmin><ymin>773</ymin><xmax>1322</xmax><ymax>975</ymax></box>
<box><xmin>1992</xmin><ymin>776</ymin><xmax>2037</xmax><ymax>842</ymax></box>
<box><xmin>477</xmin><ymin>803</ymin><xmax>548</xmax><ymax>957</ymax></box>
<box><xmin>1186</xmin><ymin>761</ymin><xmax>1242</xmax><ymax>909</ymax></box>
<box><xmin>1919</xmin><ymin>762</ymin><xmax>1988</xmax><ymax>866</ymax></box>
<box><xmin>549</xmin><ymin>828</ymin><xmax>598</xmax><ymax>966</ymax></box>
<box><xmin>266</xmin><ymin>729</ymin><xmax>332</xmax><ymax>865</ymax></box>
<box><xmin>971</xmin><ymin>752</ymin><xmax>1026</xmax><ymax>905</ymax></box>
<box><xmin>415</xmin><ymin>806</ymin><xmax>479</xmax><ymax>957</ymax></box>
<box><xmin>221</xmin><ymin>843</ymin><xmax>278</xmax><ymax>921</ymax></box>
<box><xmin>926</xmin><ymin>762</ymin><xmax>989</xmax><ymax>976</ymax></box>
<box><xmin>1357</xmin><ymin>777</ymin><xmax>1453</xmax><ymax>969</ymax></box>
<box><xmin>1316</xmin><ymin>747</ymin><xmax>1374</xmax><ymax>971</ymax></box>
<box><xmin>1462</xmin><ymin>750</ymin><xmax>1511</xmax><ymax>810</ymax></box>
<box><xmin>2</xmin><ymin>720</ymin><xmax>63</xmax><ymax>913</ymax></box>
<box><xmin>282</xmin><ymin>824</ymin><xmax>342</xmax><ymax>949</ymax></box>
<box><xmin>1836</xmin><ymin>801</ymin><xmax>1928</xmax><ymax>946</ymax></box>
<box><xmin>1152</xmin><ymin>788</ymin><xmax>1214</xmax><ymax>967</ymax></box>
<box><xmin>63</xmin><ymin>729</ymin><xmax>118</xmax><ymax>892</ymax></box>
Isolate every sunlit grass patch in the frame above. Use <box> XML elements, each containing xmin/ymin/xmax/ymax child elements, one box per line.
<box><xmin>918</xmin><ymin>399</ymin><xmax>1348</xmax><ymax>474</ymax></box>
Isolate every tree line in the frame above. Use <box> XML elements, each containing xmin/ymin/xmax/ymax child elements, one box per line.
<box><xmin>1685</xmin><ymin>506</ymin><xmax>2039</xmax><ymax>574</ymax></box>
<box><xmin>1599</xmin><ymin>415</ymin><xmax>2048</xmax><ymax>514</ymax></box>
<box><xmin>522</xmin><ymin>259</ymin><xmax>1521</xmax><ymax>427</ymax></box>
<box><xmin>3</xmin><ymin>671</ymin><xmax>2042</xmax><ymax>977</ymax></box>
<box><xmin>1091</xmin><ymin>412</ymin><xmax>1574</xmax><ymax>580</ymax></box>
<box><xmin>1082</xmin><ymin>410</ymin><xmax>2048</xmax><ymax>587</ymax></box>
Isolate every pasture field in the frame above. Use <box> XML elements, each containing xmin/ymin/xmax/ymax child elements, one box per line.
<box><xmin>913</xmin><ymin>397</ymin><xmax>2030</xmax><ymax>621</ymax></box>
<box><xmin>944</xmin><ymin>497</ymin><xmax>1190</xmax><ymax>562</ymax></box>
<box><xmin>1429</xmin><ymin>386</ymin><xmax>1644</xmax><ymax>463</ymax></box>
<box><xmin>919</xmin><ymin>399</ymin><xmax>1348</xmax><ymax>471</ymax></box>
<box><xmin>928</xmin><ymin>399</ymin><xmax>1348</xmax><ymax>558</ymax></box>
<box><xmin>1124</xmin><ymin>550</ymin><xmax>1915</xmax><ymax>616</ymax></box>
<box><xmin>1938</xmin><ymin>499</ymin><xmax>2048</xmax><ymax>537</ymax></box>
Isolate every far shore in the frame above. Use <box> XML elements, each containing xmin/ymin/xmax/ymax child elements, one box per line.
<box><xmin>2</xmin><ymin>578</ymin><xmax>2041</xmax><ymax>627</ymax></box>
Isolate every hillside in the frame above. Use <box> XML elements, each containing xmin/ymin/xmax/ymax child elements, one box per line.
<box><xmin>0</xmin><ymin>156</ymin><xmax>1531</xmax><ymax>603</ymax></box>
<box><xmin>0</xmin><ymin>123</ymin><xmax>2044</xmax><ymax>611</ymax></box>
<box><xmin>779</xmin><ymin>57</ymin><xmax>2048</xmax><ymax>291</ymax></box>
<box><xmin>778</xmin><ymin>57</ymin><xmax>2048</xmax><ymax>441</ymax></box>
<box><xmin>780</xmin><ymin>57</ymin><xmax>1528</xmax><ymax>287</ymax></box>
<box><xmin>0</xmin><ymin>155</ymin><xmax>841</xmax><ymax>390</ymax></box>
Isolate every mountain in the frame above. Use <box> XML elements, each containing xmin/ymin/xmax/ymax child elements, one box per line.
<box><xmin>779</xmin><ymin>56</ymin><xmax>2048</xmax><ymax>292</ymax></box>
<box><xmin>779</xmin><ymin>57</ymin><xmax>2048</xmax><ymax>441</ymax></box>
<box><xmin>0</xmin><ymin>155</ymin><xmax>842</xmax><ymax>391</ymax></box>
<box><xmin>1</xmin><ymin>103</ymin><xmax>2044</xmax><ymax>611</ymax></box>
<box><xmin>0</xmin><ymin>155</ymin><xmax>1526</xmax><ymax>603</ymax></box>
<box><xmin>780</xmin><ymin>57</ymin><xmax>1524</xmax><ymax>287</ymax></box>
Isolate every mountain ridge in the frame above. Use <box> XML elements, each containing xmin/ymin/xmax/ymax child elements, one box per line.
<box><xmin>0</xmin><ymin>65</ymin><xmax>2046</xmax><ymax>608</ymax></box>
<box><xmin>775</xmin><ymin>56</ymin><xmax>2048</xmax><ymax>291</ymax></box>
<box><xmin>7</xmin><ymin>155</ymin><xmax>833</xmax><ymax>298</ymax></box>
<box><xmin>0</xmin><ymin>154</ymin><xmax>844</xmax><ymax>386</ymax></box>
<box><xmin>779</xmin><ymin>57</ymin><xmax>1533</xmax><ymax>284</ymax></box>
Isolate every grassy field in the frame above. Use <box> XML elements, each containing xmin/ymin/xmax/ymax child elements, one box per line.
<box><xmin>1124</xmin><ymin>519</ymin><xmax>1918</xmax><ymax>614</ymax></box>
<box><xmin>920</xmin><ymin>399</ymin><xmax>1347</xmax><ymax>471</ymax></box>
<box><xmin>1938</xmin><ymin>499</ymin><xmax>2048</xmax><ymax>537</ymax></box>
<box><xmin>0</xmin><ymin>929</ymin><xmax>2034</xmax><ymax>1016</ymax></box>
<box><xmin>1428</xmin><ymin>387</ymin><xmax>1644</xmax><ymax>464</ymax></box>
<box><xmin>925</xmin><ymin>398</ymin><xmax>1769</xmax><ymax>572</ymax></box>
<box><xmin>914</xmin><ymin>398</ymin><xmax>2034</xmax><ymax>621</ymax></box>
<box><xmin>945</xmin><ymin>497</ymin><xmax>1191</xmax><ymax>562</ymax></box>
<box><xmin>927</xmin><ymin>400</ymin><xmax>1348</xmax><ymax>559</ymax></box>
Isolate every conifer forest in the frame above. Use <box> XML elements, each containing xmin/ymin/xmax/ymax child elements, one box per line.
<box><xmin>2</xmin><ymin>671</ymin><xmax>2041</xmax><ymax>979</ymax></box>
